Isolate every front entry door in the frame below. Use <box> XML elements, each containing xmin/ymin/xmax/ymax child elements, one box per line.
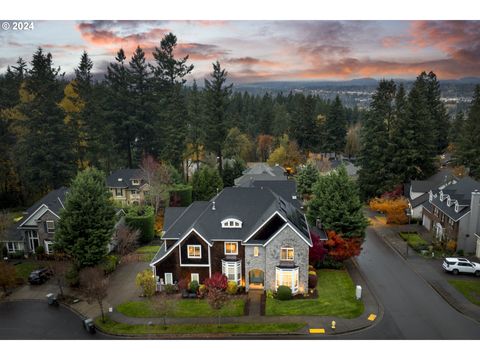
<box><xmin>249</xmin><ymin>269</ymin><xmax>265</xmax><ymax>289</ymax></box>
<box><xmin>27</xmin><ymin>230</ymin><xmax>39</xmax><ymax>253</ymax></box>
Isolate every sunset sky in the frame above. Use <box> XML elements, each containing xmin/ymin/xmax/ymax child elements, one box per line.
<box><xmin>1</xmin><ymin>20</ymin><xmax>479</xmax><ymax>82</ymax></box>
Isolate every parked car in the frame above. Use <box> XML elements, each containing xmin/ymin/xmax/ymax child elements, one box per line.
<box><xmin>28</xmin><ymin>268</ymin><xmax>52</xmax><ymax>285</ymax></box>
<box><xmin>442</xmin><ymin>257</ymin><xmax>480</xmax><ymax>276</ymax></box>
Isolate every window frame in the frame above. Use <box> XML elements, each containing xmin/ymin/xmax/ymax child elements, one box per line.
<box><xmin>280</xmin><ymin>247</ymin><xmax>294</xmax><ymax>261</ymax></box>
<box><xmin>221</xmin><ymin>260</ymin><xmax>241</xmax><ymax>285</ymax></box>
<box><xmin>191</xmin><ymin>273</ymin><xmax>200</xmax><ymax>283</ymax></box>
<box><xmin>221</xmin><ymin>218</ymin><xmax>242</xmax><ymax>229</ymax></box>
<box><xmin>187</xmin><ymin>244</ymin><xmax>202</xmax><ymax>259</ymax></box>
<box><xmin>164</xmin><ymin>273</ymin><xmax>173</xmax><ymax>285</ymax></box>
<box><xmin>115</xmin><ymin>188</ymin><xmax>124</xmax><ymax>197</ymax></box>
<box><xmin>46</xmin><ymin>220</ymin><xmax>55</xmax><ymax>233</ymax></box>
<box><xmin>253</xmin><ymin>246</ymin><xmax>259</xmax><ymax>257</ymax></box>
<box><xmin>132</xmin><ymin>179</ymin><xmax>140</xmax><ymax>186</ymax></box>
<box><xmin>275</xmin><ymin>267</ymin><xmax>299</xmax><ymax>294</ymax></box>
<box><xmin>224</xmin><ymin>242</ymin><xmax>238</xmax><ymax>255</ymax></box>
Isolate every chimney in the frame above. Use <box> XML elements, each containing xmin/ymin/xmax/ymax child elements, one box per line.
<box><xmin>212</xmin><ymin>201</ymin><xmax>216</xmax><ymax>211</ymax></box>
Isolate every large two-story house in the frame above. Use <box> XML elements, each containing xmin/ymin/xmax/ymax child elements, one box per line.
<box><xmin>422</xmin><ymin>176</ymin><xmax>480</xmax><ymax>253</ymax></box>
<box><xmin>107</xmin><ymin>169</ymin><xmax>150</xmax><ymax>206</ymax></box>
<box><xmin>150</xmin><ymin>186</ymin><xmax>312</xmax><ymax>294</ymax></box>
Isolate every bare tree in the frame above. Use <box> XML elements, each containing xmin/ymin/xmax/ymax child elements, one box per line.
<box><xmin>140</xmin><ymin>154</ymin><xmax>172</xmax><ymax>214</ymax></box>
<box><xmin>79</xmin><ymin>267</ymin><xmax>109</xmax><ymax>322</ymax></box>
<box><xmin>115</xmin><ymin>223</ymin><xmax>140</xmax><ymax>256</ymax></box>
<box><xmin>0</xmin><ymin>210</ymin><xmax>11</xmax><ymax>242</ymax></box>
<box><xmin>150</xmin><ymin>293</ymin><xmax>177</xmax><ymax>328</ymax></box>
<box><xmin>206</xmin><ymin>288</ymin><xmax>229</xmax><ymax>326</ymax></box>
<box><xmin>48</xmin><ymin>258</ymin><xmax>69</xmax><ymax>297</ymax></box>
<box><xmin>0</xmin><ymin>261</ymin><xmax>17</xmax><ymax>295</ymax></box>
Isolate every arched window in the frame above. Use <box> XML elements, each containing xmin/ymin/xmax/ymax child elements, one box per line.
<box><xmin>221</xmin><ymin>218</ymin><xmax>242</xmax><ymax>228</ymax></box>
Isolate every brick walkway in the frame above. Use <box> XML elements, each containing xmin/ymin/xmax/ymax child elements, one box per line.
<box><xmin>247</xmin><ymin>289</ymin><xmax>263</xmax><ymax>317</ymax></box>
<box><xmin>369</xmin><ymin>216</ymin><xmax>480</xmax><ymax>323</ymax></box>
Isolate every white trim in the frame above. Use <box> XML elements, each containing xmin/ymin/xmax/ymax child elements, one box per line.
<box><xmin>150</xmin><ymin>227</ymin><xmax>211</xmax><ymax>266</ymax></box>
<box><xmin>221</xmin><ymin>259</ymin><xmax>242</xmax><ymax>285</ymax></box>
<box><xmin>46</xmin><ymin>220</ymin><xmax>55</xmax><ymax>233</ymax></box>
<box><xmin>224</xmin><ymin>241</ymin><xmax>238</xmax><ymax>255</ymax></box>
<box><xmin>18</xmin><ymin>205</ymin><xmax>60</xmax><ymax>228</ymax></box>
<box><xmin>164</xmin><ymin>273</ymin><xmax>173</xmax><ymax>285</ymax></box>
<box><xmin>191</xmin><ymin>273</ymin><xmax>200</xmax><ymax>283</ymax></box>
<box><xmin>187</xmin><ymin>244</ymin><xmax>202</xmax><ymax>259</ymax></box>
<box><xmin>244</xmin><ymin>211</ymin><xmax>281</xmax><ymax>243</ymax></box>
<box><xmin>275</xmin><ymin>267</ymin><xmax>299</xmax><ymax>294</ymax></box>
<box><xmin>262</xmin><ymin>222</ymin><xmax>312</xmax><ymax>248</ymax></box>
<box><xmin>280</xmin><ymin>247</ymin><xmax>295</xmax><ymax>261</ymax></box>
<box><xmin>221</xmin><ymin>218</ymin><xmax>242</xmax><ymax>228</ymax></box>
<box><xmin>180</xmin><ymin>264</ymin><xmax>210</xmax><ymax>267</ymax></box>
<box><xmin>44</xmin><ymin>240</ymin><xmax>53</xmax><ymax>254</ymax></box>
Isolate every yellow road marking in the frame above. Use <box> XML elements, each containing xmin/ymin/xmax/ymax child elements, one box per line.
<box><xmin>368</xmin><ymin>313</ymin><xmax>377</xmax><ymax>321</ymax></box>
<box><xmin>309</xmin><ymin>328</ymin><xmax>325</xmax><ymax>334</ymax></box>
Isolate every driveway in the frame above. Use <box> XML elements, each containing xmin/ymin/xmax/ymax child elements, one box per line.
<box><xmin>341</xmin><ymin>227</ymin><xmax>480</xmax><ymax>339</ymax></box>
<box><xmin>0</xmin><ymin>300</ymin><xmax>112</xmax><ymax>339</ymax></box>
<box><xmin>106</xmin><ymin>260</ymin><xmax>151</xmax><ymax>306</ymax></box>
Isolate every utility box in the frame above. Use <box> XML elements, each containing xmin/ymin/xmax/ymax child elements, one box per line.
<box><xmin>355</xmin><ymin>285</ymin><xmax>362</xmax><ymax>300</ymax></box>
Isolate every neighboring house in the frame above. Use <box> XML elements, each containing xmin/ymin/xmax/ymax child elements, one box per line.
<box><xmin>476</xmin><ymin>233</ymin><xmax>480</xmax><ymax>259</ymax></box>
<box><xmin>422</xmin><ymin>176</ymin><xmax>480</xmax><ymax>253</ymax></box>
<box><xmin>151</xmin><ymin>186</ymin><xmax>312</xmax><ymax>294</ymax></box>
<box><xmin>404</xmin><ymin>169</ymin><xmax>457</xmax><ymax>220</ymax></box>
<box><xmin>7</xmin><ymin>187</ymin><xmax>69</xmax><ymax>255</ymax></box>
<box><xmin>234</xmin><ymin>163</ymin><xmax>287</xmax><ymax>187</ymax></box>
<box><xmin>106</xmin><ymin>169</ymin><xmax>150</xmax><ymax>206</ymax></box>
<box><xmin>2</xmin><ymin>187</ymin><xmax>125</xmax><ymax>256</ymax></box>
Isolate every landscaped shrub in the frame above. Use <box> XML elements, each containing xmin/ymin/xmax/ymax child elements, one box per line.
<box><xmin>1</xmin><ymin>245</ymin><xmax>7</xmax><ymax>258</ymax></box>
<box><xmin>276</xmin><ymin>285</ymin><xmax>293</xmax><ymax>301</ymax></box>
<box><xmin>308</xmin><ymin>264</ymin><xmax>315</xmax><ymax>272</ymax></box>
<box><xmin>125</xmin><ymin>205</ymin><xmax>155</xmax><ymax>244</ymax></box>
<box><xmin>189</xmin><ymin>280</ymin><xmax>199</xmax><ymax>293</ymax></box>
<box><xmin>319</xmin><ymin>256</ymin><xmax>345</xmax><ymax>270</ymax></box>
<box><xmin>266</xmin><ymin>289</ymin><xmax>274</xmax><ymax>299</ymax></box>
<box><xmin>308</xmin><ymin>273</ymin><xmax>318</xmax><ymax>289</ymax></box>
<box><xmin>308</xmin><ymin>270</ymin><xmax>316</xmax><ymax>276</ymax></box>
<box><xmin>457</xmin><ymin>249</ymin><xmax>464</xmax><ymax>256</ymax></box>
<box><xmin>399</xmin><ymin>232</ymin><xmax>428</xmax><ymax>252</ymax></box>
<box><xmin>169</xmin><ymin>184</ymin><xmax>193</xmax><ymax>207</ymax></box>
<box><xmin>35</xmin><ymin>245</ymin><xmax>45</xmax><ymax>256</ymax></box>
<box><xmin>198</xmin><ymin>284</ymin><xmax>207</xmax><ymax>298</ymax></box>
<box><xmin>102</xmin><ymin>255</ymin><xmax>119</xmax><ymax>275</ymax></box>
<box><xmin>177</xmin><ymin>278</ymin><xmax>189</xmax><ymax>292</ymax></box>
<box><xmin>66</xmin><ymin>265</ymin><xmax>80</xmax><ymax>287</ymax></box>
<box><xmin>446</xmin><ymin>240</ymin><xmax>457</xmax><ymax>253</ymax></box>
<box><xmin>204</xmin><ymin>272</ymin><xmax>228</xmax><ymax>291</ymax></box>
<box><xmin>237</xmin><ymin>285</ymin><xmax>245</xmax><ymax>294</ymax></box>
<box><xmin>163</xmin><ymin>284</ymin><xmax>176</xmax><ymax>294</ymax></box>
<box><xmin>9</xmin><ymin>251</ymin><xmax>25</xmax><ymax>260</ymax></box>
<box><xmin>135</xmin><ymin>269</ymin><xmax>156</xmax><ymax>297</ymax></box>
<box><xmin>226</xmin><ymin>281</ymin><xmax>238</xmax><ymax>295</ymax></box>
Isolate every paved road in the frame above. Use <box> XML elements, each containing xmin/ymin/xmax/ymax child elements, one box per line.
<box><xmin>0</xmin><ymin>300</ymin><xmax>112</xmax><ymax>340</ymax></box>
<box><xmin>340</xmin><ymin>227</ymin><xmax>480</xmax><ymax>339</ymax></box>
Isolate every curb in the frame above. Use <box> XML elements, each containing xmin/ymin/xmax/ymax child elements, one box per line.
<box><xmin>372</xmin><ymin>225</ymin><xmax>480</xmax><ymax>325</ymax></box>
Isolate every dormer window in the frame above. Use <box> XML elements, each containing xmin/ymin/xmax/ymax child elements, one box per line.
<box><xmin>447</xmin><ymin>198</ymin><xmax>451</xmax><ymax>206</ymax></box>
<box><xmin>455</xmin><ymin>203</ymin><xmax>459</xmax><ymax>213</ymax></box>
<box><xmin>118</xmin><ymin>178</ymin><xmax>123</xmax><ymax>182</ymax></box>
<box><xmin>132</xmin><ymin>179</ymin><xmax>140</xmax><ymax>185</ymax></box>
<box><xmin>440</xmin><ymin>191</ymin><xmax>444</xmax><ymax>201</ymax></box>
<box><xmin>221</xmin><ymin>218</ymin><xmax>242</xmax><ymax>229</ymax></box>
<box><xmin>429</xmin><ymin>191</ymin><xmax>433</xmax><ymax>202</ymax></box>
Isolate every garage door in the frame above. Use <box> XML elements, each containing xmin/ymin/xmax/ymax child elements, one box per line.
<box><xmin>422</xmin><ymin>214</ymin><xmax>431</xmax><ymax>230</ymax></box>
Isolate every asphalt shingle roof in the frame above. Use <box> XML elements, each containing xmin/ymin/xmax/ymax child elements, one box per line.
<box><xmin>23</xmin><ymin>186</ymin><xmax>69</xmax><ymax>220</ymax></box>
<box><xmin>106</xmin><ymin>169</ymin><xmax>146</xmax><ymax>189</ymax></box>
<box><xmin>250</xmin><ymin>180</ymin><xmax>302</xmax><ymax>209</ymax></box>
<box><xmin>234</xmin><ymin>164</ymin><xmax>287</xmax><ymax>186</ymax></box>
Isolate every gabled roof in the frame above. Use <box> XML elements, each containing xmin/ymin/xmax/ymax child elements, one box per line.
<box><xmin>250</xmin><ymin>180</ymin><xmax>302</xmax><ymax>209</ymax></box>
<box><xmin>106</xmin><ymin>169</ymin><xmax>146</xmax><ymax>189</ymax></box>
<box><xmin>234</xmin><ymin>163</ymin><xmax>287</xmax><ymax>186</ymax></box>
<box><xmin>409</xmin><ymin>168</ymin><xmax>456</xmax><ymax>193</ymax></box>
<box><xmin>430</xmin><ymin>176</ymin><xmax>480</xmax><ymax>221</ymax></box>
<box><xmin>160</xmin><ymin>187</ymin><xmax>311</xmax><ymax>245</ymax></box>
<box><xmin>18</xmin><ymin>187</ymin><xmax>68</xmax><ymax>228</ymax></box>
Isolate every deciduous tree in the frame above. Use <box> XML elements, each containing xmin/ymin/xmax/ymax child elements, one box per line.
<box><xmin>135</xmin><ymin>269</ymin><xmax>156</xmax><ymax>297</ymax></box>
<box><xmin>325</xmin><ymin>231</ymin><xmax>361</xmax><ymax>262</ymax></box>
<box><xmin>79</xmin><ymin>266</ymin><xmax>109</xmax><ymax>322</ymax></box>
<box><xmin>0</xmin><ymin>261</ymin><xmax>16</xmax><ymax>294</ymax></box>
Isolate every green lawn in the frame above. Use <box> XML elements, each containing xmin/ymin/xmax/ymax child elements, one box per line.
<box><xmin>15</xmin><ymin>262</ymin><xmax>40</xmax><ymax>281</ymax></box>
<box><xmin>448</xmin><ymin>279</ymin><xmax>480</xmax><ymax>306</ymax></box>
<box><xmin>135</xmin><ymin>245</ymin><xmax>160</xmax><ymax>262</ymax></box>
<box><xmin>266</xmin><ymin>269</ymin><xmax>364</xmax><ymax>318</ymax></box>
<box><xmin>117</xmin><ymin>298</ymin><xmax>245</xmax><ymax>318</ymax></box>
<box><xmin>94</xmin><ymin>316</ymin><xmax>305</xmax><ymax>335</ymax></box>
<box><xmin>399</xmin><ymin>232</ymin><xmax>428</xmax><ymax>251</ymax></box>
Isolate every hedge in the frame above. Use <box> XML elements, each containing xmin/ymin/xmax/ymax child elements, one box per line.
<box><xmin>169</xmin><ymin>185</ymin><xmax>193</xmax><ymax>207</ymax></box>
<box><xmin>125</xmin><ymin>205</ymin><xmax>155</xmax><ymax>244</ymax></box>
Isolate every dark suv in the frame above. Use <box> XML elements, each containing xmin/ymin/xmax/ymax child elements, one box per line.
<box><xmin>28</xmin><ymin>268</ymin><xmax>52</xmax><ymax>285</ymax></box>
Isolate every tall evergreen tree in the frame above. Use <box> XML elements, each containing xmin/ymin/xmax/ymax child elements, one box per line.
<box><xmin>322</xmin><ymin>95</ymin><xmax>347</xmax><ymax>154</ymax></box>
<box><xmin>456</xmin><ymin>85</ymin><xmax>480</xmax><ymax>178</ymax></box>
<box><xmin>186</xmin><ymin>80</ymin><xmax>206</xmax><ymax>172</ymax></box>
<box><xmin>425</xmin><ymin>71</ymin><xmax>450</xmax><ymax>153</ymax></box>
<box><xmin>358</xmin><ymin>80</ymin><xmax>396</xmax><ymax>199</ymax></box>
<box><xmin>204</xmin><ymin>61</ymin><xmax>232</xmax><ymax>174</ymax></box>
<box><xmin>151</xmin><ymin>33</ymin><xmax>193</xmax><ymax>170</ymax></box>
<box><xmin>54</xmin><ymin>167</ymin><xmax>116</xmax><ymax>268</ymax></box>
<box><xmin>192</xmin><ymin>165</ymin><xmax>223</xmax><ymax>201</ymax></box>
<box><xmin>296</xmin><ymin>162</ymin><xmax>320</xmax><ymax>196</ymax></box>
<box><xmin>17</xmin><ymin>48</ymin><xmax>75</xmax><ymax>196</ymax></box>
<box><xmin>291</xmin><ymin>94</ymin><xmax>319</xmax><ymax>152</ymax></box>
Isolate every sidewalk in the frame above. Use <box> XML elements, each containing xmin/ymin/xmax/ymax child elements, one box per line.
<box><xmin>106</xmin><ymin>260</ymin><xmax>381</xmax><ymax>336</ymax></box>
<box><xmin>370</xmin><ymin>218</ymin><xmax>480</xmax><ymax>323</ymax></box>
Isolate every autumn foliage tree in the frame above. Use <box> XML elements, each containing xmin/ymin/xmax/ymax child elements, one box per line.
<box><xmin>325</xmin><ymin>231</ymin><xmax>362</xmax><ymax>262</ymax></box>
<box><xmin>309</xmin><ymin>231</ymin><xmax>327</xmax><ymax>266</ymax></box>
<box><xmin>204</xmin><ymin>272</ymin><xmax>228</xmax><ymax>291</ymax></box>
<box><xmin>369</xmin><ymin>197</ymin><xmax>409</xmax><ymax>224</ymax></box>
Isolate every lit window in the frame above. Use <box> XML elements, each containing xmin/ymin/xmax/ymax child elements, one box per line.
<box><xmin>115</xmin><ymin>188</ymin><xmax>124</xmax><ymax>197</ymax></box>
<box><xmin>221</xmin><ymin>218</ymin><xmax>242</xmax><ymax>228</ymax></box>
<box><xmin>225</xmin><ymin>242</ymin><xmax>238</xmax><ymax>255</ymax></box>
<box><xmin>276</xmin><ymin>267</ymin><xmax>299</xmax><ymax>294</ymax></box>
<box><xmin>132</xmin><ymin>179</ymin><xmax>140</xmax><ymax>185</ymax></box>
<box><xmin>191</xmin><ymin>273</ymin><xmax>199</xmax><ymax>283</ymax></box>
<box><xmin>253</xmin><ymin>246</ymin><xmax>259</xmax><ymax>257</ymax></box>
<box><xmin>187</xmin><ymin>245</ymin><xmax>201</xmax><ymax>258</ymax></box>
<box><xmin>46</xmin><ymin>220</ymin><xmax>55</xmax><ymax>233</ymax></box>
<box><xmin>280</xmin><ymin>247</ymin><xmax>294</xmax><ymax>261</ymax></box>
<box><xmin>222</xmin><ymin>260</ymin><xmax>241</xmax><ymax>285</ymax></box>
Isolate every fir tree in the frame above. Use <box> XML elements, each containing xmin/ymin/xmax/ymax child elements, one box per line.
<box><xmin>358</xmin><ymin>80</ymin><xmax>396</xmax><ymax>199</ymax></box>
<box><xmin>426</xmin><ymin>71</ymin><xmax>450</xmax><ymax>153</ymax></box>
<box><xmin>204</xmin><ymin>61</ymin><xmax>232</xmax><ymax>174</ymax></box>
<box><xmin>17</xmin><ymin>48</ymin><xmax>75</xmax><ymax>196</ymax></box>
<box><xmin>54</xmin><ymin>167</ymin><xmax>116</xmax><ymax>268</ymax></box>
<box><xmin>307</xmin><ymin>166</ymin><xmax>368</xmax><ymax>238</ymax></box>
<box><xmin>296</xmin><ymin>162</ymin><xmax>320</xmax><ymax>196</ymax></box>
<box><xmin>323</xmin><ymin>95</ymin><xmax>347</xmax><ymax>154</ymax></box>
<box><xmin>192</xmin><ymin>165</ymin><xmax>223</xmax><ymax>201</ymax></box>
<box><xmin>187</xmin><ymin>80</ymin><xmax>206</xmax><ymax>172</ymax></box>
<box><xmin>291</xmin><ymin>94</ymin><xmax>319</xmax><ymax>152</ymax></box>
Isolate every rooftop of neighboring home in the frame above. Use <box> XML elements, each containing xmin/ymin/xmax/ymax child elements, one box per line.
<box><xmin>17</xmin><ymin>186</ymin><xmax>69</xmax><ymax>228</ymax></box>
<box><xmin>405</xmin><ymin>168</ymin><xmax>457</xmax><ymax>208</ymax></box>
<box><xmin>249</xmin><ymin>180</ymin><xmax>302</xmax><ymax>209</ymax></box>
<box><xmin>429</xmin><ymin>176</ymin><xmax>480</xmax><ymax>221</ymax></box>
<box><xmin>160</xmin><ymin>186</ymin><xmax>311</xmax><ymax>248</ymax></box>
<box><xmin>234</xmin><ymin>163</ymin><xmax>287</xmax><ymax>186</ymax></box>
<box><xmin>106</xmin><ymin>168</ymin><xmax>147</xmax><ymax>189</ymax></box>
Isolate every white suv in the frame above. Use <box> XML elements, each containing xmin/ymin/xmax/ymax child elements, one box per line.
<box><xmin>442</xmin><ymin>257</ymin><xmax>480</xmax><ymax>276</ymax></box>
